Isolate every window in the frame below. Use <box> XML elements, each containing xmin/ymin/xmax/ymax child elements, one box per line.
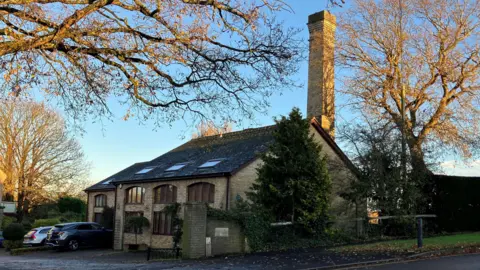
<box><xmin>39</xmin><ymin>228</ymin><xmax>51</xmax><ymax>234</ymax></box>
<box><xmin>188</xmin><ymin>182</ymin><xmax>215</xmax><ymax>203</ymax></box>
<box><xmin>152</xmin><ymin>212</ymin><xmax>174</xmax><ymax>235</ymax></box>
<box><xmin>126</xmin><ymin>187</ymin><xmax>145</xmax><ymax>204</ymax></box>
<box><xmin>94</xmin><ymin>213</ymin><xmax>103</xmax><ymax>224</ymax></box>
<box><xmin>94</xmin><ymin>194</ymin><xmax>107</xmax><ymax>207</ymax></box>
<box><xmin>135</xmin><ymin>166</ymin><xmax>156</xmax><ymax>174</ymax></box>
<box><xmin>124</xmin><ymin>212</ymin><xmax>144</xmax><ymax>233</ymax></box>
<box><xmin>165</xmin><ymin>163</ymin><xmax>187</xmax><ymax>171</ymax></box>
<box><xmin>77</xmin><ymin>224</ymin><xmax>92</xmax><ymax>230</ymax></box>
<box><xmin>154</xmin><ymin>185</ymin><xmax>177</xmax><ymax>204</ymax></box>
<box><xmin>198</xmin><ymin>159</ymin><xmax>224</xmax><ymax>168</ymax></box>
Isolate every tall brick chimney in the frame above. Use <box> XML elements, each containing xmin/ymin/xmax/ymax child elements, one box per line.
<box><xmin>307</xmin><ymin>10</ymin><xmax>336</xmax><ymax>138</ymax></box>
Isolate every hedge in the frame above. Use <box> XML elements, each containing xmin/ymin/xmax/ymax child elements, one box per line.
<box><xmin>433</xmin><ymin>175</ymin><xmax>480</xmax><ymax>232</ymax></box>
<box><xmin>32</xmin><ymin>218</ymin><xmax>61</xmax><ymax>228</ymax></box>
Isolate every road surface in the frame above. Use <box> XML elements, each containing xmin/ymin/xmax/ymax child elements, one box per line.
<box><xmin>359</xmin><ymin>254</ymin><xmax>480</xmax><ymax>270</ymax></box>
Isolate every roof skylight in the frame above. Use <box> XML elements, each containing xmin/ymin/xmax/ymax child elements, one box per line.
<box><xmin>165</xmin><ymin>163</ymin><xmax>188</xmax><ymax>172</ymax></box>
<box><xmin>198</xmin><ymin>159</ymin><xmax>224</xmax><ymax>168</ymax></box>
<box><xmin>135</xmin><ymin>166</ymin><xmax>156</xmax><ymax>174</ymax></box>
<box><xmin>102</xmin><ymin>179</ymin><xmax>113</xmax><ymax>185</ymax></box>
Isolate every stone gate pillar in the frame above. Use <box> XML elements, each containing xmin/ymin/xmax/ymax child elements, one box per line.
<box><xmin>182</xmin><ymin>202</ymin><xmax>207</xmax><ymax>259</ymax></box>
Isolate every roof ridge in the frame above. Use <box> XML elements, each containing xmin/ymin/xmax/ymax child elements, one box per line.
<box><xmin>189</xmin><ymin>124</ymin><xmax>276</xmax><ymax>142</ymax></box>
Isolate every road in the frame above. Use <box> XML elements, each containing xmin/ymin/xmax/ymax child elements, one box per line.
<box><xmin>1</xmin><ymin>248</ymin><xmax>480</xmax><ymax>270</ymax></box>
<box><xmin>358</xmin><ymin>254</ymin><xmax>480</xmax><ymax>270</ymax></box>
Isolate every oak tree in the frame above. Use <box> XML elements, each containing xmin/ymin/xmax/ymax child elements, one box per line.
<box><xmin>0</xmin><ymin>99</ymin><xmax>89</xmax><ymax>222</ymax></box>
<box><xmin>0</xmin><ymin>0</ymin><xmax>302</xmax><ymax>125</ymax></box>
<box><xmin>337</xmin><ymin>0</ymin><xmax>480</xmax><ymax>173</ymax></box>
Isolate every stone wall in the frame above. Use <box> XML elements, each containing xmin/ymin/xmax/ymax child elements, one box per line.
<box><xmin>206</xmin><ymin>219</ymin><xmax>245</xmax><ymax>256</ymax></box>
<box><xmin>113</xmin><ymin>177</ymin><xmax>227</xmax><ymax>250</ymax></box>
<box><xmin>87</xmin><ymin>190</ymin><xmax>115</xmax><ymax>222</ymax></box>
<box><xmin>182</xmin><ymin>202</ymin><xmax>207</xmax><ymax>259</ymax></box>
<box><xmin>229</xmin><ymin>159</ymin><xmax>263</xmax><ymax>208</ymax></box>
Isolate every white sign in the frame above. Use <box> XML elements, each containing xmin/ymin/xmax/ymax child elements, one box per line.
<box><xmin>215</xmin><ymin>228</ymin><xmax>229</xmax><ymax>237</ymax></box>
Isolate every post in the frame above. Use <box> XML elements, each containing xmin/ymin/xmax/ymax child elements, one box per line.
<box><xmin>146</xmin><ymin>247</ymin><xmax>151</xmax><ymax>261</ymax></box>
<box><xmin>417</xmin><ymin>217</ymin><xmax>423</xmax><ymax>248</ymax></box>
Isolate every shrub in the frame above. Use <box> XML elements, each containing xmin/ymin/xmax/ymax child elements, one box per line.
<box><xmin>3</xmin><ymin>240</ymin><xmax>23</xmax><ymax>250</ymax></box>
<box><xmin>58</xmin><ymin>211</ymin><xmax>84</xmax><ymax>222</ymax></box>
<box><xmin>3</xmin><ymin>223</ymin><xmax>26</xmax><ymax>241</ymax></box>
<box><xmin>57</xmin><ymin>197</ymin><xmax>86</xmax><ymax>214</ymax></box>
<box><xmin>1</xmin><ymin>216</ymin><xmax>15</xmax><ymax>230</ymax></box>
<box><xmin>32</xmin><ymin>218</ymin><xmax>61</xmax><ymax>228</ymax></box>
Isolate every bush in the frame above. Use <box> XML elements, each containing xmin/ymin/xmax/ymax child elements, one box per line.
<box><xmin>3</xmin><ymin>223</ymin><xmax>26</xmax><ymax>241</ymax></box>
<box><xmin>1</xmin><ymin>216</ymin><xmax>15</xmax><ymax>230</ymax></box>
<box><xmin>58</xmin><ymin>197</ymin><xmax>86</xmax><ymax>214</ymax></box>
<box><xmin>32</xmin><ymin>218</ymin><xmax>61</xmax><ymax>228</ymax></box>
<box><xmin>3</xmin><ymin>240</ymin><xmax>23</xmax><ymax>250</ymax></box>
<box><xmin>58</xmin><ymin>211</ymin><xmax>84</xmax><ymax>222</ymax></box>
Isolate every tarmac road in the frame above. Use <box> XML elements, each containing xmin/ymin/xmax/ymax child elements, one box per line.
<box><xmin>357</xmin><ymin>253</ymin><xmax>480</xmax><ymax>270</ymax></box>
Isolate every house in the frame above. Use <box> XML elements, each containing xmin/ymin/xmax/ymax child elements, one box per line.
<box><xmin>84</xmin><ymin>10</ymin><xmax>361</xmax><ymax>251</ymax></box>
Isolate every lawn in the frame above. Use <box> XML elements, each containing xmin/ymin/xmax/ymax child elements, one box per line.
<box><xmin>331</xmin><ymin>232</ymin><xmax>480</xmax><ymax>253</ymax></box>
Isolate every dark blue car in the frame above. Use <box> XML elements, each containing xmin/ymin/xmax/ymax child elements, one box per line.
<box><xmin>46</xmin><ymin>222</ymin><xmax>112</xmax><ymax>251</ymax></box>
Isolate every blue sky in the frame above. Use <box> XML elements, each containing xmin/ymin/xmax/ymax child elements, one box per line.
<box><xmin>76</xmin><ymin>0</ymin><xmax>479</xmax><ymax>186</ymax></box>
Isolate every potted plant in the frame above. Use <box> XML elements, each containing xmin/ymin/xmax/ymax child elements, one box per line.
<box><xmin>125</xmin><ymin>216</ymin><xmax>149</xmax><ymax>250</ymax></box>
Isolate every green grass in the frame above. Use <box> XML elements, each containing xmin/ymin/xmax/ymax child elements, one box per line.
<box><xmin>331</xmin><ymin>232</ymin><xmax>480</xmax><ymax>253</ymax></box>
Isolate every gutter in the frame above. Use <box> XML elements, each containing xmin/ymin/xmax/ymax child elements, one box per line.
<box><xmin>112</xmin><ymin>172</ymin><xmax>231</xmax><ymax>185</ymax></box>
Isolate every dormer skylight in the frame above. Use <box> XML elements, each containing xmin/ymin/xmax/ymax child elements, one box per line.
<box><xmin>198</xmin><ymin>159</ymin><xmax>224</xmax><ymax>168</ymax></box>
<box><xmin>135</xmin><ymin>166</ymin><xmax>156</xmax><ymax>174</ymax></box>
<box><xmin>165</xmin><ymin>163</ymin><xmax>188</xmax><ymax>172</ymax></box>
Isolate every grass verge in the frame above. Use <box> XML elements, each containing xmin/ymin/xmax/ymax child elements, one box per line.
<box><xmin>331</xmin><ymin>232</ymin><xmax>480</xmax><ymax>253</ymax></box>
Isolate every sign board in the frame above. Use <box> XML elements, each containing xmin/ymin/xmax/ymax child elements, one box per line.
<box><xmin>215</xmin><ymin>228</ymin><xmax>229</xmax><ymax>237</ymax></box>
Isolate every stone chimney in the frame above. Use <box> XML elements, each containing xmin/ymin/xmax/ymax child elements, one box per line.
<box><xmin>307</xmin><ymin>10</ymin><xmax>336</xmax><ymax>138</ymax></box>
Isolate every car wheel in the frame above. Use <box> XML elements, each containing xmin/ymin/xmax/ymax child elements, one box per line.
<box><xmin>67</xmin><ymin>239</ymin><xmax>79</xmax><ymax>251</ymax></box>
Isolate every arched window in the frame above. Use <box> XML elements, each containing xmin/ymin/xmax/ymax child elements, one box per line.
<box><xmin>126</xmin><ymin>186</ymin><xmax>145</xmax><ymax>204</ymax></box>
<box><xmin>94</xmin><ymin>194</ymin><xmax>107</xmax><ymax>207</ymax></box>
<box><xmin>154</xmin><ymin>185</ymin><xmax>177</xmax><ymax>204</ymax></box>
<box><xmin>187</xmin><ymin>182</ymin><xmax>215</xmax><ymax>203</ymax></box>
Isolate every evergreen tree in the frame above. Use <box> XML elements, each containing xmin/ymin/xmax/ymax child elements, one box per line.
<box><xmin>248</xmin><ymin>108</ymin><xmax>331</xmax><ymax>234</ymax></box>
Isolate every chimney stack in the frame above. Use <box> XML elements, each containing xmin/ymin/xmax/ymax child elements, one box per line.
<box><xmin>307</xmin><ymin>10</ymin><xmax>336</xmax><ymax>138</ymax></box>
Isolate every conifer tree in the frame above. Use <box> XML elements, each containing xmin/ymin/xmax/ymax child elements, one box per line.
<box><xmin>248</xmin><ymin>108</ymin><xmax>331</xmax><ymax>234</ymax></box>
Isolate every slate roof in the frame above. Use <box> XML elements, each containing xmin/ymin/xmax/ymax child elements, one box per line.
<box><xmin>84</xmin><ymin>126</ymin><xmax>275</xmax><ymax>191</ymax></box>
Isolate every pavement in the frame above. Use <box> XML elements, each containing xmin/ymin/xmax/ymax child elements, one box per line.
<box><xmin>0</xmin><ymin>247</ymin><xmax>479</xmax><ymax>270</ymax></box>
